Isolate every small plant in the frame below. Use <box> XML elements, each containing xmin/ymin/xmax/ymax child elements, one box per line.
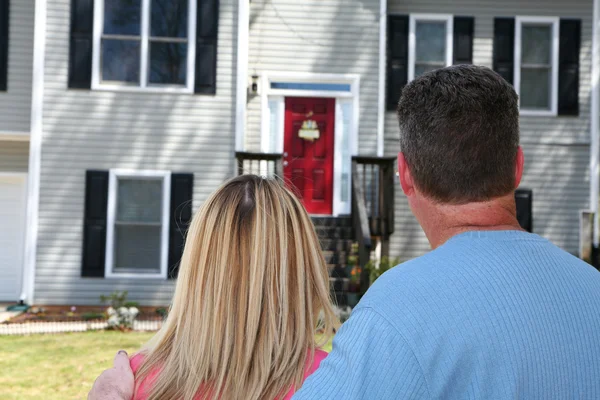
<box><xmin>347</xmin><ymin>242</ymin><xmax>362</xmax><ymax>292</ymax></box>
<box><xmin>100</xmin><ymin>291</ymin><xmax>139</xmax><ymax>331</ymax></box>
<box><xmin>155</xmin><ymin>307</ymin><xmax>168</xmax><ymax>319</ymax></box>
<box><xmin>81</xmin><ymin>312</ymin><xmax>106</xmax><ymax>321</ymax></box>
<box><xmin>365</xmin><ymin>256</ymin><xmax>401</xmax><ymax>285</ymax></box>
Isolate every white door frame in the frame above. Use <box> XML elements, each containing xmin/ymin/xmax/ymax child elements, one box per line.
<box><xmin>0</xmin><ymin>173</ymin><xmax>28</xmax><ymax>302</ymax></box>
<box><xmin>259</xmin><ymin>72</ymin><xmax>360</xmax><ymax>216</ymax></box>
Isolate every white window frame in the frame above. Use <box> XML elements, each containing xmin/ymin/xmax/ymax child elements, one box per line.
<box><xmin>514</xmin><ymin>16</ymin><xmax>560</xmax><ymax>116</ymax></box>
<box><xmin>408</xmin><ymin>14</ymin><xmax>454</xmax><ymax>82</ymax></box>
<box><xmin>105</xmin><ymin>169</ymin><xmax>171</xmax><ymax>279</ymax></box>
<box><xmin>92</xmin><ymin>0</ymin><xmax>197</xmax><ymax>94</ymax></box>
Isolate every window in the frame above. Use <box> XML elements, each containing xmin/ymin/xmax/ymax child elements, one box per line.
<box><xmin>93</xmin><ymin>0</ymin><xmax>196</xmax><ymax>92</ymax></box>
<box><xmin>515</xmin><ymin>17</ymin><xmax>559</xmax><ymax>115</ymax></box>
<box><xmin>408</xmin><ymin>14</ymin><xmax>453</xmax><ymax>81</ymax></box>
<box><xmin>105</xmin><ymin>170</ymin><xmax>171</xmax><ymax>278</ymax></box>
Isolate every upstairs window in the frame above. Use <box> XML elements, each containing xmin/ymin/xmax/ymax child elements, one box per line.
<box><xmin>92</xmin><ymin>0</ymin><xmax>196</xmax><ymax>92</ymax></box>
<box><xmin>514</xmin><ymin>17</ymin><xmax>559</xmax><ymax>115</ymax></box>
<box><xmin>408</xmin><ymin>14</ymin><xmax>453</xmax><ymax>81</ymax></box>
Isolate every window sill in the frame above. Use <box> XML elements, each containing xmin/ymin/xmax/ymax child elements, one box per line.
<box><xmin>519</xmin><ymin>109</ymin><xmax>557</xmax><ymax>117</ymax></box>
<box><xmin>105</xmin><ymin>272</ymin><xmax>167</xmax><ymax>279</ymax></box>
<box><xmin>91</xmin><ymin>84</ymin><xmax>194</xmax><ymax>95</ymax></box>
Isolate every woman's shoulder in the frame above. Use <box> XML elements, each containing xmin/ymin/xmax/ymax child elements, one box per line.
<box><xmin>130</xmin><ymin>353</ymin><xmax>145</xmax><ymax>373</ymax></box>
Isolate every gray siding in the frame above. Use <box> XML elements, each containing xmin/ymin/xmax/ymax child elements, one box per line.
<box><xmin>385</xmin><ymin>0</ymin><xmax>593</xmax><ymax>258</ymax></box>
<box><xmin>0</xmin><ymin>1</ymin><xmax>34</xmax><ymax>133</ymax></box>
<box><xmin>0</xmin><ymin>141</ymin><xmax>29</xmax><ymax>172</ymax></box>
<box><xmin>246</xmin><ymin>0</ymin><xmax>380</xmax><ymax>154</ymax></box>
<box><xmin>34</xmin><ymin>0</ymin><xmax>238</xmax><ymax>305</ymax></box>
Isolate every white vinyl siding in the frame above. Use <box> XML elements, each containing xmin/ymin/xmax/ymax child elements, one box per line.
<box><xmin>34</xmin><ymin>0</ymin><xmax>237</xmax><ymax>305</ymax></box>
<box><xmin>0</xmin><ymin>1</ymin><xmax>34</xmax><ymax>133</ymax></box>
<box><xmin>386</xmin><ymin>0</ymin><xmax>592</xmax><ymax>258</ymax></box>
<box><xmin>246</xmin><ymin>0</ymin><xmax>380</xmax><ymax>155</ymax></box>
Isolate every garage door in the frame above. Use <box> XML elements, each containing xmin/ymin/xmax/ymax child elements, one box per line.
<box><xmin>0</xmin><ymin>175</ymin><xmax>27</xmax><ymax>301</ymax></box>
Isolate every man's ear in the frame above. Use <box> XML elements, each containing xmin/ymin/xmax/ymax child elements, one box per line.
<box><xmin>515</xmin><ymin>147</ymin><xmax>524</xmax><ymax>188</ymax></box>
<box><xmin>398</xmin><ymin>152</ymin><xmax>415</xmax><ymax>196</ymax></box>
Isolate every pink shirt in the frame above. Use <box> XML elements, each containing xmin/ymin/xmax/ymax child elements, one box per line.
<box><xmin>130</xmin><ymin>349</ymin><xmax>328</xmax><ymax>400</ymax></box>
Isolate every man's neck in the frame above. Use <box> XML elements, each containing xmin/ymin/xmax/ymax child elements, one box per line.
<box><xmin>418</xmin><ymin>194</ymin><xmax>524</xmax><ymax>249</ymax></box>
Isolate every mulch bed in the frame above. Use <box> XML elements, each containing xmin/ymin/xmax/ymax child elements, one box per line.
<box><xmin>4</xmin><ymin>305</ymin><xmax>167</xmax><ymax>324</ymax></box>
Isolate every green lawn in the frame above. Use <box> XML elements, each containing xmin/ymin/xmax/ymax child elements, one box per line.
<box><xmin>0</xmin><ymin>331</ymin><xmax>333</xmax><ymax>400</ymax></box>
<box><xmin>0</xmin><ymin>331</ymin><xmax>154</xmax><ymax>400</ymax></box>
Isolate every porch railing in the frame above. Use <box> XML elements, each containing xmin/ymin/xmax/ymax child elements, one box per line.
<box><xmin>352</xmin><ymin>156</ymin><xmax>396</xmax><ymax>238</ymax></box>
<box><xmin>235</xmin><ymin>152</ymin><xmax>283</xmax><ymax>178</ymax></box>
<box><xmin>351</xmin><ymin>156</ymin><xmax>397</xmax><ymax>291</ymax></box>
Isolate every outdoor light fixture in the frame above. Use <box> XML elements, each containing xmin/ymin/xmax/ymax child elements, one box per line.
<box><xmin>250</xmin><ymin>74</ymin><xmax>259</xmax><ymax>95</ymax></box>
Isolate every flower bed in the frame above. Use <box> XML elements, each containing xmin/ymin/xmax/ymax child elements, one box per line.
<box><xmin>1</xmin><ymin>305</ymin><xmax>168</xmax><ymax>335</ymax></box>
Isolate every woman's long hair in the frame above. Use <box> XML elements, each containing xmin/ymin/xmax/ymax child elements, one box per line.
<box><xmin>135</xmin><ymin>175</ymin><xmax>339</xmax><ymax>400</ymax></box>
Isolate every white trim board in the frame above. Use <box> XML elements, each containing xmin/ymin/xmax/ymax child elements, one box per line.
<box><xmin>376</xmin><ymin>0</ymin><xmax>387</xmax><ymax>157</ymax></box>
<box><xmin>21</xmin><ymin>0</ymin><xmax>47</xmax><ymax>305</ymax></box>
<box><xmin>104</xmin><ymin>169</ymin><xmax>171</xmax><ymax>279</ymax></box>
<box><xmin>591</xmin><ymin>0</ymin><xmax>600</xmax><ymax>246</ymax></box>
<box><xmin>91</xmin><ymin>0</ymin><xmax>197</xmax><ymax>93</ymax></box>
<box><xmin>514</xmin><ymin>16</ymin><xmax>560</xmax><ymax>117</ymax></box>
<box><xmin>259</xmin><ymin>72</ymin><xmax>360</xmax><ymax>216</ymax></box>
<box><xmin>235</xmin><ymin>0</ymin><xmax>249</xmax><ymax>154</ymax></box>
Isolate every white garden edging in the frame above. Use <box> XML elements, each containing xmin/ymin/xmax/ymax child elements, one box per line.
<box><xmin>0</xmin><ymin>320</ymin><xmax>163</xmax><ymax>335</ymax></box>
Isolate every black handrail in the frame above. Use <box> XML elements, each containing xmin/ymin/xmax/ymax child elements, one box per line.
<box><xmin>235</xmin><ymin>152</ymin><xmax>283</xmax><ymax>178</ymax></box>
<box><xmin>351</xmin><ymin>162</ymin><xmax>372</xmax><ymax>270</ymax></box>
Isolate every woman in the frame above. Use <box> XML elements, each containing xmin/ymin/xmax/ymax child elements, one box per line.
<box><xmin>131</xmin><ymin>174</ymin><xmax>339</xmax><ymax>400</ymax></box>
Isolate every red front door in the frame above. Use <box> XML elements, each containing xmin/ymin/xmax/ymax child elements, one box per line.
<box><xmin>283</xmin><ymin>97</ymin><xmax>335</xmax><ymax>215</ymax></box>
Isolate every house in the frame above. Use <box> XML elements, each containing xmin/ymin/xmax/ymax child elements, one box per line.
<box><xmin>0</xmin><ymin>0</ymin><xmax>599</xmax><ymax>306</ymax></box>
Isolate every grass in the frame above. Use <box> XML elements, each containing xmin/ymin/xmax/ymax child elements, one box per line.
<box><xmin>0</xmin><ymin>331</ymin><xmax>333</xmax><ymax>400</ymax></box>
<box><xmin>0</xmin><ymin>330</ymin><xmax>154</xmax><ymax>400</ymax></box>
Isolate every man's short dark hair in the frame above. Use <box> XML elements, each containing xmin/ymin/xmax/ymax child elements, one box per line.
<box><xmin>397</xmin><ymin>65</ymin><xmax>519</xmax><ymax>204</ymax></box>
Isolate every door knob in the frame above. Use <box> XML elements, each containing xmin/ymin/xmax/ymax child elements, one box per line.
<box><xmin>283</xmin><ymin>161</ymin><xmax>289</xmax><ymax>167</ymax></box>
<box><xmin>283</xmin><ymin>152</ymin><xmax>288</xmax><ymax>157</ymax></box>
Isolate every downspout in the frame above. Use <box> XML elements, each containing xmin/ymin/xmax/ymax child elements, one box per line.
<box><xmin>592</xmin><ymin>0</ymin><xmax>600</xmax><ymax>246</ymax></box>
<box><xmin>234</xmin><ymin>0</ymin><xmax>249</xmax><ymax>171</ymax></box>
<box><xmin>21</xmin><ymin>0</ymin><xmax>47</xmax><ymax>304</ymax></box>
<box><xmin>376</xmin><ymin>0</ymin><xmax>387</xmax><ymax>157</ymax></box>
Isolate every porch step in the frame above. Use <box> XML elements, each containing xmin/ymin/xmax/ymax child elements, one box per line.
<box><xmin>311</xmin><ymin>216</ymin><xmax>354</xmax><ymax>268</ymax></box>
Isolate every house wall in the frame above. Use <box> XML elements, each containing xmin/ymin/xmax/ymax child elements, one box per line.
<box><xmin>0</xmin><ymin>0</ymin><xmax>34</xmax><ymax>134</ymax></box>
<box><xmin>385</xmin><ymin>0</ymin><xmax>593</xmax><ymax>259</ymax></box>
<box><xmin>34</xmin><ymin>0</ymin><xmax>238</xmax><ymax>305</ymax></box>
<box><xmin>0</xmin><ymin>141</ymin><xmax>29</xmax><ymax>172</ymax></box>
<box><xmin>245</xmin><ymin>0</ymin><xmax>381</xmax><ymax>154</ymax></box>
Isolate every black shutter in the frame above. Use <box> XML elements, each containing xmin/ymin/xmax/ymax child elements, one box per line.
<box><xmin>195</xmin><ymin>0</ymin><xmax>219</xmax><ymax>94</ymax></box>
<box><xmin>453</xmin><ymin>17</ymin><xmax>474</xmax><ymax>65</ymax></box>
<box><xmin>493</xmin><ymin>18</ymin><xmax>515</xmax><ymax>84</ymax></box>
<box><xmin>82</xmin><ymin>170</ymin><xmax>109</xmax><ymax>277</ymax></box>
<box><xmin>515</xmin><ymin>189</ymin><xmax>533</xmax><ymax>233</ymax></box>
<box><xmin>386</xmin><ymin>15</ymin><xmax>409</xmax><ymax>111</ymax></box>
<box><xmin>168</xmin><ymin>173</ymin><xmax>194</xmax><ymax>279</ymax></box>
<box><xmin>68</xmin><ymin>0</ymin><xmax>94</xmax><ymax>89</ymax></box>
<box><xmin>558</xmin><ymin>19</ymin><xmax>581</xmax><ymax>116</ymax></box>
<box><xmin>0</xmin><ymin>0</ymin><xmax>9</xmax><ymax>91</ymax></box>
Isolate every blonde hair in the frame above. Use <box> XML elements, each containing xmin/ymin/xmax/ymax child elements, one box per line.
<box><xmin>135</xmin><ymin>175</ymin><xmax>339</xmax><ymax>400</ymax></box>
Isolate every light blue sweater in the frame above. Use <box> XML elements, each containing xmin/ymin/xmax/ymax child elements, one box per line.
<box><xmin>293</xmin><ymin>231</ymin><xmax>600</xmax><ymax>399</ymax></box>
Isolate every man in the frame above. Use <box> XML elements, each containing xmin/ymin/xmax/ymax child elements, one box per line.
<box><xmin>90</xmin><ymin>65</ymin><xmax>600</xmax><ymax>399</ymax></box>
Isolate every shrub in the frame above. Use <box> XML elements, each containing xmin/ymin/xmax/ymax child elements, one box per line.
<box><xmin>365</xmin><ymin>256</ymin><xmax>401</xmax><ymax>285</ymax></box>
<box><xmin>81</xmin><ymin>312</ymin><xmax>105</xmax><ymax>321</ymax></box>
<box><xmin>100</xmin><ymin>291</ymin><xmax>139</xmax><ymax>330</ymax></box>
